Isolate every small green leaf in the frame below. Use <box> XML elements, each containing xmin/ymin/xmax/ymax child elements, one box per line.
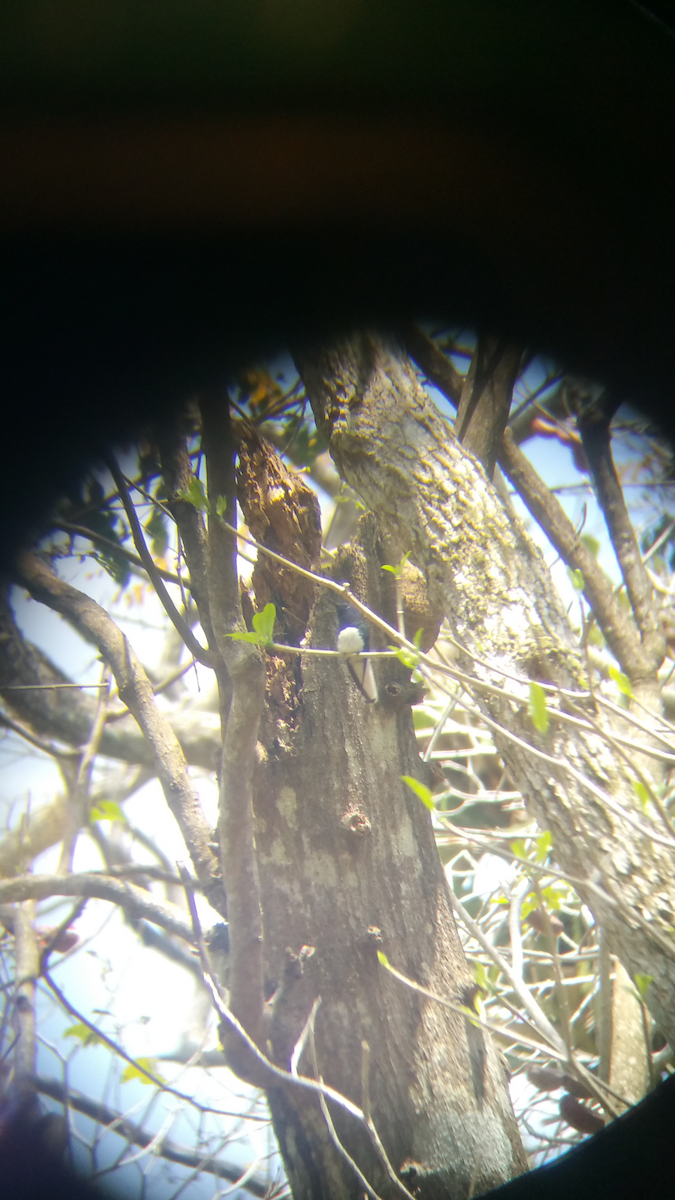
<box><xmin>381</xmin><ymin>551</ymin><xmax>412</xmax><ymax>580</ymax></box>
<box><xmin>587</xmin><ymin>625</ymin><xmax>605</xmax><ymax>648</ymax></box>
<box><xmin>121</xmin><ymin>1057</ymin><xmax>165</xmax><ymax>1086</ymax></box>
<box><xmin>633</xmin><ymin>780</ymin><xmax>650</xmax><ymax>813</ymax></box>
<box><xmin>252</xmin><ymin>602</ymin><xmax>277</xmax><ymax>646</ymax></box>
<box><xmin>634</xmin><ymin>973</ymin><xmax>654</xmax><ymax>1000</ymax></box>
<box><xmin>63</xmin><ymin>1022</ymin><xmax>102</xmax><ymax>1047</ymax></box>
<box><xmin>227</xmin><ymin>603</ymin><xmax>277</xmax><ymax>647</ymax></box>
<box><xmin>178</xmin><ymin>477</ymin><xmax>209</xmax><ymax>514</ymax></box>
<box><xmin>520</xmin><ymin>892</ymin><xmax>539</xmax><ymax>919</ymax></box>
<box><xmin>401</xmin><ymin>775</ymin><xmax>434</xmax><ymax>810</ymax></box>
<box><xmin>473</xmin><ymin>961</ymin><xmax>489</xmax><ymax>993</ymax></box>
<box><xmin>580</xmin><ymin>534</ymin><xmax>600</xmax><ymax>558</ymax></box>
<box><xmin>216</xmin><ymin>494</ymin><xmax>228</xmax><ymax>518</ymax></box>
<box><xmin>391</xmin><ymin>629</ymin><xmax>423</xmax><ymax>670</ymax></box>
<box><xmin>568</xmin><ymin>568</ymin><xmax>585</xmax><ymax>591</ymax></box>
<box><xmin>90</xmin><ymin>800</ymin><xmax>126</xmax><ymax>824</ymax></box>
<box><xmin>377</xmin><ymin>950</ymin><xmax>390</xmax><ymax>967</ymax></box>
<box><xmin>528</xmin><ymin>682</ymin><xmax>549</xmax><ymax>734</ymax></box>
<box><xmin>609</xmin><ymin>667</ymin><xmax>632</xmax><ymax>697</ymax></box>
<box><xmin>534</xmin><ymin>831</ymin><xmax>553</xmax><ymax>863</ymax></box>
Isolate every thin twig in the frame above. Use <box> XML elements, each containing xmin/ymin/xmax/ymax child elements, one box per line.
<box><xmin>306</xmin><ymin>1014</ymin><xmax>386</xmax><ymax>1200</ymax></box>
<box><xmin>0</xmin><ymin>709</ymin><xmax>80</xmax><ymax>760</ymax></box>
<box><xmin>58</xmin><ymin>667</ymin><xmax>112</xmax><ymax>872</ymax></box>
<box><xmin>42</xmin><ymin>971</ymin><xmax>240</xmax><ymax>1117</ymax></box>
<box><xmin>508</xmin><ymin>877</ymin><xmax>530</xmax><ymax>982</ymax></box>
<box><xmin>359</xmin><ymin>1040</ymin><xmax>417</xmax><ymax>1200</ymax></box>
<box><xmin>0</xmin><ymin>873</ymin><xmax>195</xmax><ymax>942</ymax></box>
<box><xmin>105</xmin><ymin>454</ymin><xmax>213</xmax><ymax>667</ymax></box>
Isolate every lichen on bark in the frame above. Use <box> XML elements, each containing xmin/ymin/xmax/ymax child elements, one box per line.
<box><xmin>296</xmin><ymin>330</ymin><xmax>675</xmax><ymax>1053</ymax></box>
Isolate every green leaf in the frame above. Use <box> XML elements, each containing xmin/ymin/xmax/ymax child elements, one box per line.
<box><xmin>609</xmin><ymin>666</ymin><xmax>632</xmax><ymax>697</ymax></box>
<box><xmin>381</xmin><ymin>551</ymin><xmax>412</xmax><ymax>580</ymax></box>
<box><xmin>539</xmin><ymin>882</ymin><xmax>567</xmax><ymax>908</ymax></box>
<box><xmin>401</xmin><ymin>775</ymin><xmax>434</xmax><ymax>810</ymax></box>
<box><xmin>121</xmin><ymin>1057</ymin><xmax>165</xmax><ymax>1086</ymax></box>
<box><xmin>377</xmin><ymin>950</ymin><xmax>390</xmax><ymax>968</ymax></box>
<box><xmin>472</xmin><ymin>960</ymin><xmax>489</xmax><ymax>993</ymax></box>
<box><xmin>227</xmin><ymin>603</ymin><xmax>277</xmax><ymax>647</ymax></box>
<box><xmin>568</xmin><ymin>567</ymin><xmax>585</xmax><ymax>591</ymax></box>
<box><xmin>63</xmin><ymin>1022</ymin><xmax>102</xmax><ymax>1047</ymax></box>
<box><xmin>580</xmin><ymin>534</ymin><xmax>600</xmax><ymax>557</ymax></box>
<box><xmin>587</xmin><ymin>624</ymin><xmax>605</xmax><ymax>648</ymax></box>
<box><xmin>178</xmin><ymin>477</ymin><xmax>209</xmax><ymax>514</ymax></box>
<box><xmin>390</xmin><ymin>628</ymin><xmax>423</xmax><ymax>670</ymax></box>
<box><xmin>144</xmin><ymin>508</ymin><xmax>167</xmax><ymax>556</ymax></box>
<box><xmin>252</xmin><ymin>602</ymin><xmax>276</xmax><ymax>646</ymax></box>
<box><xmin>215</xmin><ymin>494</ymin><xmax>228</xmax><ymax>518</ymax></box>
<box><xmin>634</xmin><ymin>973</ymin><xmax>654</xmax><ymax>1000</ymax></box>
<box><xmin>528</xmin><ymin>682</ymin><xmax>549</xmax><ymax>734</ymax></box>
<box><xmin>633</xmin><ymin>780</ymin><xmax>650</xmax><ymax>813</ymax></box>
<box><xmin>90</xmin><ymin>800</ymin><xmax>126</xmax><ymax>824</ymax></box>
<box><xmin>534</xmin><ymin>831</ymin><xmax>553</xmax><ymax>863</ymax></box>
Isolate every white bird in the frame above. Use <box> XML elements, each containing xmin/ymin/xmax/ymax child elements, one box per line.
<box><xmin>336</xmin><ymin>604</ymin><xmax>378</xmax><ymax>703</ymax></box>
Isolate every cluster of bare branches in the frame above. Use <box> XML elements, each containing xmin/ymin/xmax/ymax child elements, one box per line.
<box><xmin>0</xmin><ymin>327</ymin><xmax>673</xmax><ymax>1197</ymax></box>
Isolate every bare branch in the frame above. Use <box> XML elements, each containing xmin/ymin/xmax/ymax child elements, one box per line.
<box><xmin>358</xmin><ymin>1039</ymin><xmax>418</xmax><ymax>1200</ymax></box>
<box><xmin>42</xmin><ymin>971</ymin><xmax>241</xmax><ymax>1117</ymax></box>
<box><xmin>155</xmin><ymin>415</ymin><xmax>216</xmax><ymax>648</ymax></box>
<box><xmin>105</xmin><ymin>453</ymin><xmax>214</xmax><ymax>667</ymax></box>
<box><xmin>0</xmin><ymin>872</ymin><xmax>195</xmax><ymax>941</ymax></box>
<box><xmin>455</xmin><ymin>334</ymin><xmax>521</xmax><ymax>479</ymax></box>
<box><xmin>33</xmin><ymin>1076</ymin><xmax>274</xmax><ymax>1196</ymax></box>
<box><xmin>57</xmin><ymin>667</ymin><xmax>111</xmax><ymax>872</ymax></box>
<box><xmin>11</xmin><ymin>900</ymin><xmax>39</xmax><ymax>1115</ymax></box>
<box><xmin>0</xmin><ymin>765</ymin><xmax>150</xmax><ymax>880</ymax></box>
<box><xmin>308</xmin><ymin>1019</ymin><xmax>386</xmax><ymax>1200</ymax></box>
<box><xmin>0</xmin><ymin>595</ymin><xmax>220</xmax><ymax>769</ymax></box>
<box><xmin>577</xmin><ymin>403</ymin><xmax>666</xmax><ymax>669</ymax></box>
<box><xmin>13</xmin><ymin>551</ymin><xmax>224</xmax><ymax>914</ymax></box>
<box><xmin>499</xmin><ymin>426</ymin><xmax>650</xmax><ymax>683</ymax></box>
<box><xmin>0</xmin><ymin>708</ymin><xmax>78</xmax><ymax>761</ymax></box>
<box><xmin>200</xmin><ymin>393</ymin><xmax>267</xmax><ymax>1055</ymax></box>
<box><xmin>400</xmin><ymin>322</ymin><xmax>463</xmax><ymax>407</ymax></box>
<box><xmin>56</xmin><ymin>521</ymin><xmax>187</xmax><ymax>587</ymax></box>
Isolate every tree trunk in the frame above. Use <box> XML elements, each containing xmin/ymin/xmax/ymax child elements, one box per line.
<box><xmin>295</xmin><ymin>330</ymin><xmax>675</xmax><ymax>1053</ymax></box>
<box><xmin>237</xmin><ymin>436</ymin><xmax>527</xmax><ymax>1198</ymax></box>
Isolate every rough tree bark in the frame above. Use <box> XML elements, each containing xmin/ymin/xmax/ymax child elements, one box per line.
<box><xmin>295</xmin><ymin>330</ymin><xmax>675</xmax><ymax>1056</ymax></box>
<box><xmin>231</xmin><ymin>426</ymin><xmax>527</xmax><ymax>1199</ymax></box>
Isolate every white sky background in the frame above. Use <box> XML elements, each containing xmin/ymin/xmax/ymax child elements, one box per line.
<box><xmin>0</xmin><ymin>350</ymin><xmax>671</xmax><ymax>1189</ymax></box>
